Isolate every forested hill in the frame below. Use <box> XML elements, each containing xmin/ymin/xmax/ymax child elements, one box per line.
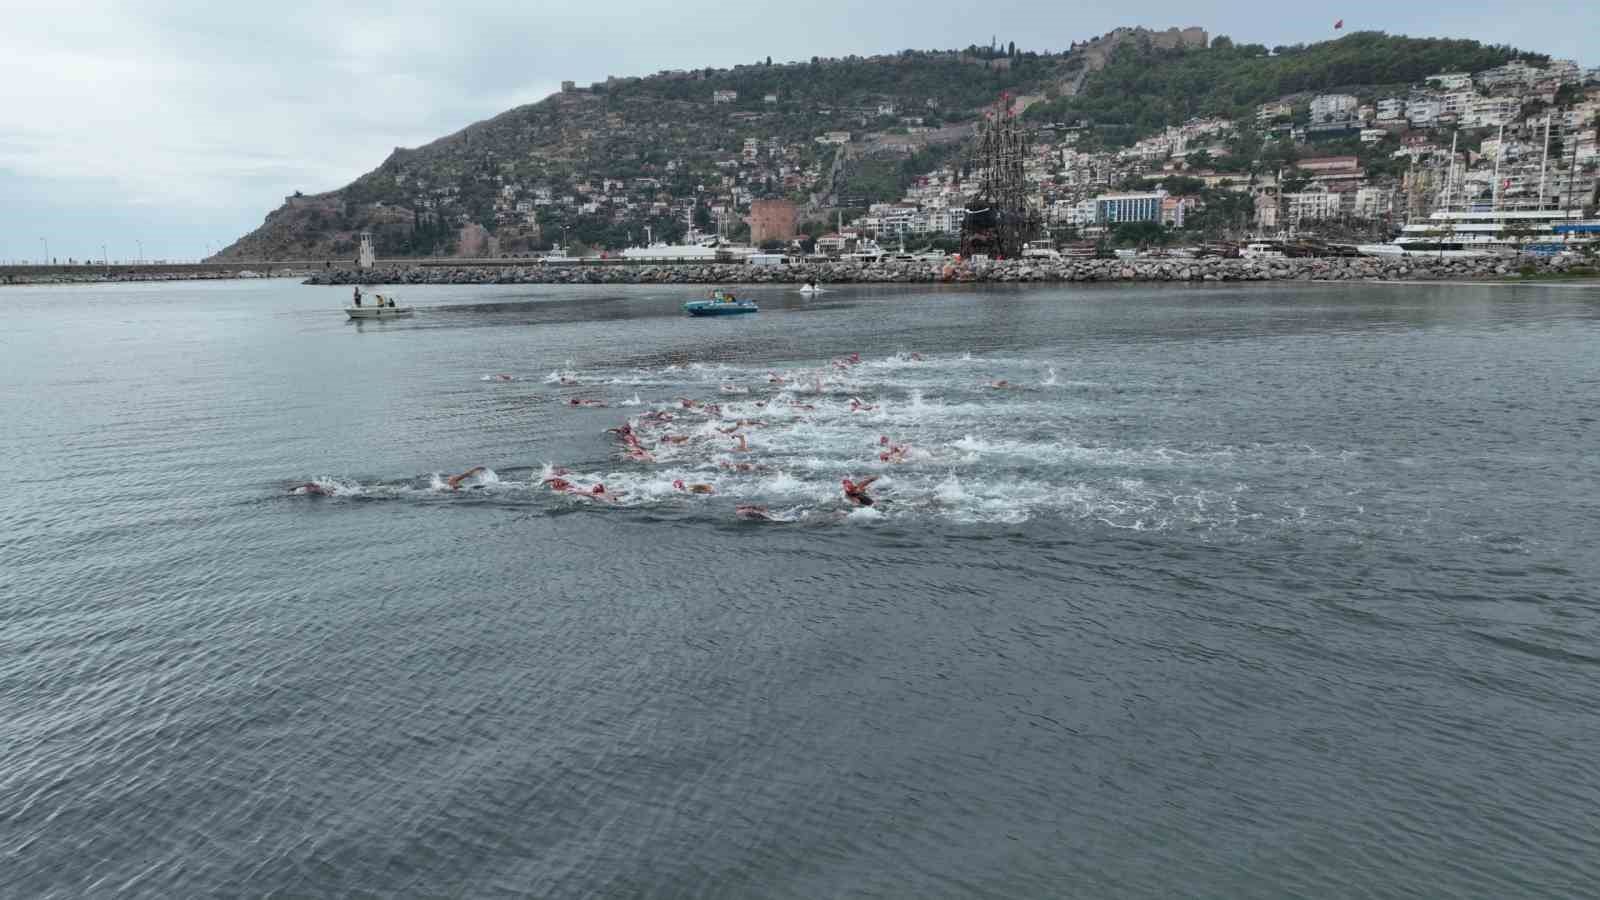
<box><xmin>1025</xmin><ymin>31</ymin><xmax>1542</xmax><ymax>147</ymax></box>
<box><xmin>216</xmin><ymin>29</ymin><xmax>1549</xmax><ymax>260</ymax></box>
<box><xmin>216</xmin><ymin>43</ymin><xmax>1084</xmax><ymax>260</ymax></box>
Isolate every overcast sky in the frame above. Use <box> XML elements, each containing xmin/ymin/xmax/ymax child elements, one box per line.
<box><xmin>1</xmin><ymin>0</ymin><xmax>1593</xmax><ymax>262</ymax></box>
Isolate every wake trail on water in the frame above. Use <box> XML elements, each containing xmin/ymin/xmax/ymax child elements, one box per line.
<box><xmin>291</xmin><ymin>352</ymin><xmax>1343</xmax><ymax>530</ymax></box>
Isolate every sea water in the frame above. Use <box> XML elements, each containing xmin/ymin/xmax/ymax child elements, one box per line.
<box><xmin>3</xmin><ymin>278</ymin><xmax>1599</xmax><ymax>897</ymax></box>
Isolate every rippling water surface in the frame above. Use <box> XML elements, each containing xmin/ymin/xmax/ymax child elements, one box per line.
<box><xmin>4</xmin><ymin>279</ymin><xmax>1599</xmax><ymax>897</ymax></box>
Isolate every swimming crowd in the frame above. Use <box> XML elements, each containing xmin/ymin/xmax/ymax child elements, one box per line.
<box><xmin>292</xmin><ymin>350</ymin><xmax>1029</xmax><ymax>519</ymax></box>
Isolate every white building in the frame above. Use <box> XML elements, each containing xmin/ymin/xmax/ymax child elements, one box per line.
<box><xmin>1376</xmin><ymin>97</ymin><xmax>1407</xmax><ymax>121</ymax></box>
<box><xmin>1353</xmin><ymin>187</ymin><xmax>1392</xmax><ymax>219</ymax></box>
<box><xmin>1310</xmin><ymin>94</ymin><xmax>1359</xmax><ymax>123</ymax></box>
<box><xmin>1428</xmin><ymin>72</ymin><xmax>1473</xmax><ymax>91</ymax></box>
<box><xmin>1407</xmin><ymin>97</ymin><xmax>1442</xmax><ymax>127</ymax></box>
<box><xmin>1257</xmin><ymin>101</ymin><xmax>1293</xmax><ymax>123</ymax></box>
<box><xmin>712</xmin><ymin>89</ymin><xmax>738</xmax><ymax>104</ymax></box>
<box><xmin>1095</xmin><ymin>191</ymin><xmax>1168</xmax><ymax>225</ymax></box>
<box><xmin>1360</xmin><ymin>128</ymin><xmax>1389</xmax><ymax>144</ymax></box>
<box><xmin>1476</xmin><ymin>60</ymin><xmax>1541</xmax><ymax>90</ymax></box>
<box><xmin>815</xmin><ymin>131</ymin><xmax>852</xmax><ymax>145</ymax></box>
<box><xmin>1255</xmin><ymin>192</ymin><xmax>1279</xmax><ymax>229</ymax></box>
<box><xmin>1439</xmin><ymin>91</ymin><xmax>1475</xmax><ymax>117</ymax></box>
<box><xmin>1283</xmin><ymin>187</ymin><xmax>1341</xmax><ymax>223</ymax></box>
<box><xmin>1465</xmin><ymin>96</ymin><xmax>1520</xmax><ymax>128</ymax></box>
<box><xmin>1548</xmin><ymin>59</ymin><xmax>1582</xmax><ymax>85</ymax></box>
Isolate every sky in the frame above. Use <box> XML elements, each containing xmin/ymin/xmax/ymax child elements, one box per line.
<box><xmin>1</xmin><ymin>0</ymin><xmax>1593</xmax><ymax>263</ymax></box>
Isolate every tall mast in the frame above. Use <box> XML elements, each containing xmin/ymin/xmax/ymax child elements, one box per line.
<box><xmin>1538</xmin><ymin>114</ymin><xmax>1551</xmax><ymax>211</ymax></box>
<box><xmin>1565</xmin><ymin>112</ymin><xmax>1580</xmax><ymax>214</ymax></box>
<box><xmin>1444</xmin><ymin>131</ymin><xmax>1459</xmax><ymax>212</ymax></box>
<box><xmin>1491</xmin><ymin>124</ymin><xmax>1504</xmax><ymax>213</ymax></box>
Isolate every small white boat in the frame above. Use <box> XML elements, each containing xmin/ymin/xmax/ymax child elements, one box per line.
<box><xmin>345</xmin><ymin>293</ymin><xmax>413</xmax><ymax>319</ymax></box>
<box><xmin>798</xmin><ymin>284</ymin><xmax>826</xmax><ymax>294</ymax></box>
<box><xmin>346</xmin><ymin>305</ymin><xmax>413</xmax><ymax>319</ymax></box>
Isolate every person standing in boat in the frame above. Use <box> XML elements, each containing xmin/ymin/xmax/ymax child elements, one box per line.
<box><xmin>352</xmin><ymin>286</ymin><xmax>362</xmax><ymax>307</ymax></box>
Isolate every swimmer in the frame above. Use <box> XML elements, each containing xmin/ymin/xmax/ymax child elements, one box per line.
<box><xmin>568</xmin><ymin>398</ymin><xmax>607</xmax><ymax>407</ymax></box>
<box><xmin>610</xmin><ymin>423</ymin><xmax>644</xmax><ymax>449</ymax></box>
<box><xmin>290</xmin><ymin>482</ymin><xmax>331</xmax><ymax>496</ymax></box>
<box><xmin>987</xmin><ymin>380</ymin><xmax>1015</xmax><ymax>390</ymax></box>
<box><xmin>559</xmin><ymin>376</ymin><xmax>581</xmax><ymax>386</ymax></box>
<box><xmin>768</xmin><ymin>372</ymin><xmax>788</xmax><ymax>385</ymax></box>
<box><xmin>909</xmin><ymin>352</ymin><xmax>925</xmax><ymax>361</ymax></box>
<box><xmin>446</xmin><ymin>466</ymin><xmax>486</xmax><ymax>491</ymax></box>
<box><xmin>626</xmin><ymin>447</ymin><xmax>656</xmax><ymax>463</ymax></box>
<box><xmin>543</xmin><ymin>477</ymin><xmax>576</xmax><ymax>493</ymax></box>
<box><xmin>842</xmin><ymin>475</ymin><xmax>880</xmax><ymax>507</ymax></box>
<box><xmin>731</xmin><ymin>434</ymin><xmax>749</xmax><ymax>452</ymax></box>
<box><xmin>673</xmin><ymin>479</ymin><xmax>715</xmax><ymax>494</ymax></box>
<box><xmin>678</xmin><ymin>397</ymin><xmax>700</xmax><ymax>409</ymax></box>
<box><xmin>849</xmin><ymin>397</ymin><xmax>877</xmax><ymax>412</ymax></box>
<box><xmin>736</xmin><ymin>504</ymin><xmax>775</xmax><ymax>520</ymax></box>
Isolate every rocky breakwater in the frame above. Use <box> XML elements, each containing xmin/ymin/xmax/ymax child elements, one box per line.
<box><xmin>305</xmin><ymin>254</ymin><xmax>1575</xmax><ymax>287</ymax></box>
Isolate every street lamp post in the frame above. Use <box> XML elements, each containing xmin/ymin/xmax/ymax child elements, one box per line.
<box><xmin>137</xmin><ymin>240</ymin><xmax>145</xmax><ymax>264</ymax></box>
<box><xmin>40</xmin><ymin>237</ymin><xmax>48</xmax><ymax>266</ymax></box>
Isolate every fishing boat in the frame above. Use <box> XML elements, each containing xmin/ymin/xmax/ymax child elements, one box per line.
<box><xmin>345</xmin><ymin>293</ymin><xmax>413</xmax><ymax>319</ymax></box>
<box><xmin>684</xmin><ymin>289</ymin><xmax>758</xmax><ymax>316</ymax></box>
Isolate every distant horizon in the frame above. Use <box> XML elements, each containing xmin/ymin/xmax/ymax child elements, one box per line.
<box><xmin>2</xmin><ymin>1</ymin><xmax>1594</xmax><ymax>262</ymax></box>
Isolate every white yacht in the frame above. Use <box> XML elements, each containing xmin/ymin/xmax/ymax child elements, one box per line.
<box><xmin>1358</xmin><ymin>207</ymin><xmax>1600</xmax><ymax>258</ymax></box>
<box><xmin>1240</xmin><ymin>241</ymin><xmax>1287</xmax><ymax>260</ymax></box>
<box><xmin>845</xmin><ymin>239</ymin><xmax>887</xmax><ymax>263</ymax></box>
<box><xmin>620</xmin><ymin>231</ymin><xmax>721</xmax><ymax>261</ymax></box>
<box><xmin>1021</xmin><ymin>240</ymin><xmax>1061</xmax><ymax>260</ymax></box>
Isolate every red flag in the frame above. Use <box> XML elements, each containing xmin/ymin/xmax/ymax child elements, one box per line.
<box><xmin>1334</xmin><ymin>19</ymin><xmax>1344</xmax><ymax>29</ymax></box>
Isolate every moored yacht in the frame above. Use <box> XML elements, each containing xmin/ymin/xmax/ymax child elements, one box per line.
<box><xmin>1358</xmin><ymin>207</ymin><xmax>1600</xmax><ymax>258</ymax></box>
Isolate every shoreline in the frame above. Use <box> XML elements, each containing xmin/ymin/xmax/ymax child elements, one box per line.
<box><xmin>0</xmin><ymin>271</ymin><xmax>312</xmax><ymax>287</ymax></box>
<box><xmin>303</xmin><ymin>255</ymin><xmax>1590</xmax><ymax>287</ymax></box>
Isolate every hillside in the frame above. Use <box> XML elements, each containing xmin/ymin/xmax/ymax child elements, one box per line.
<box><xmin>1025</xmin><ymin>31</ymin><xmax>1540</xmax><ymax>147</ymax></box>
<box><xmin>216</xmin><ymin>28</ymin><xmax>1553</xmax><ymax>260</ymax></box>
<box><xmin>217</xmin><ymin>44</ymin><xmax>1090</xmax><ymax>260</ymax></box>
